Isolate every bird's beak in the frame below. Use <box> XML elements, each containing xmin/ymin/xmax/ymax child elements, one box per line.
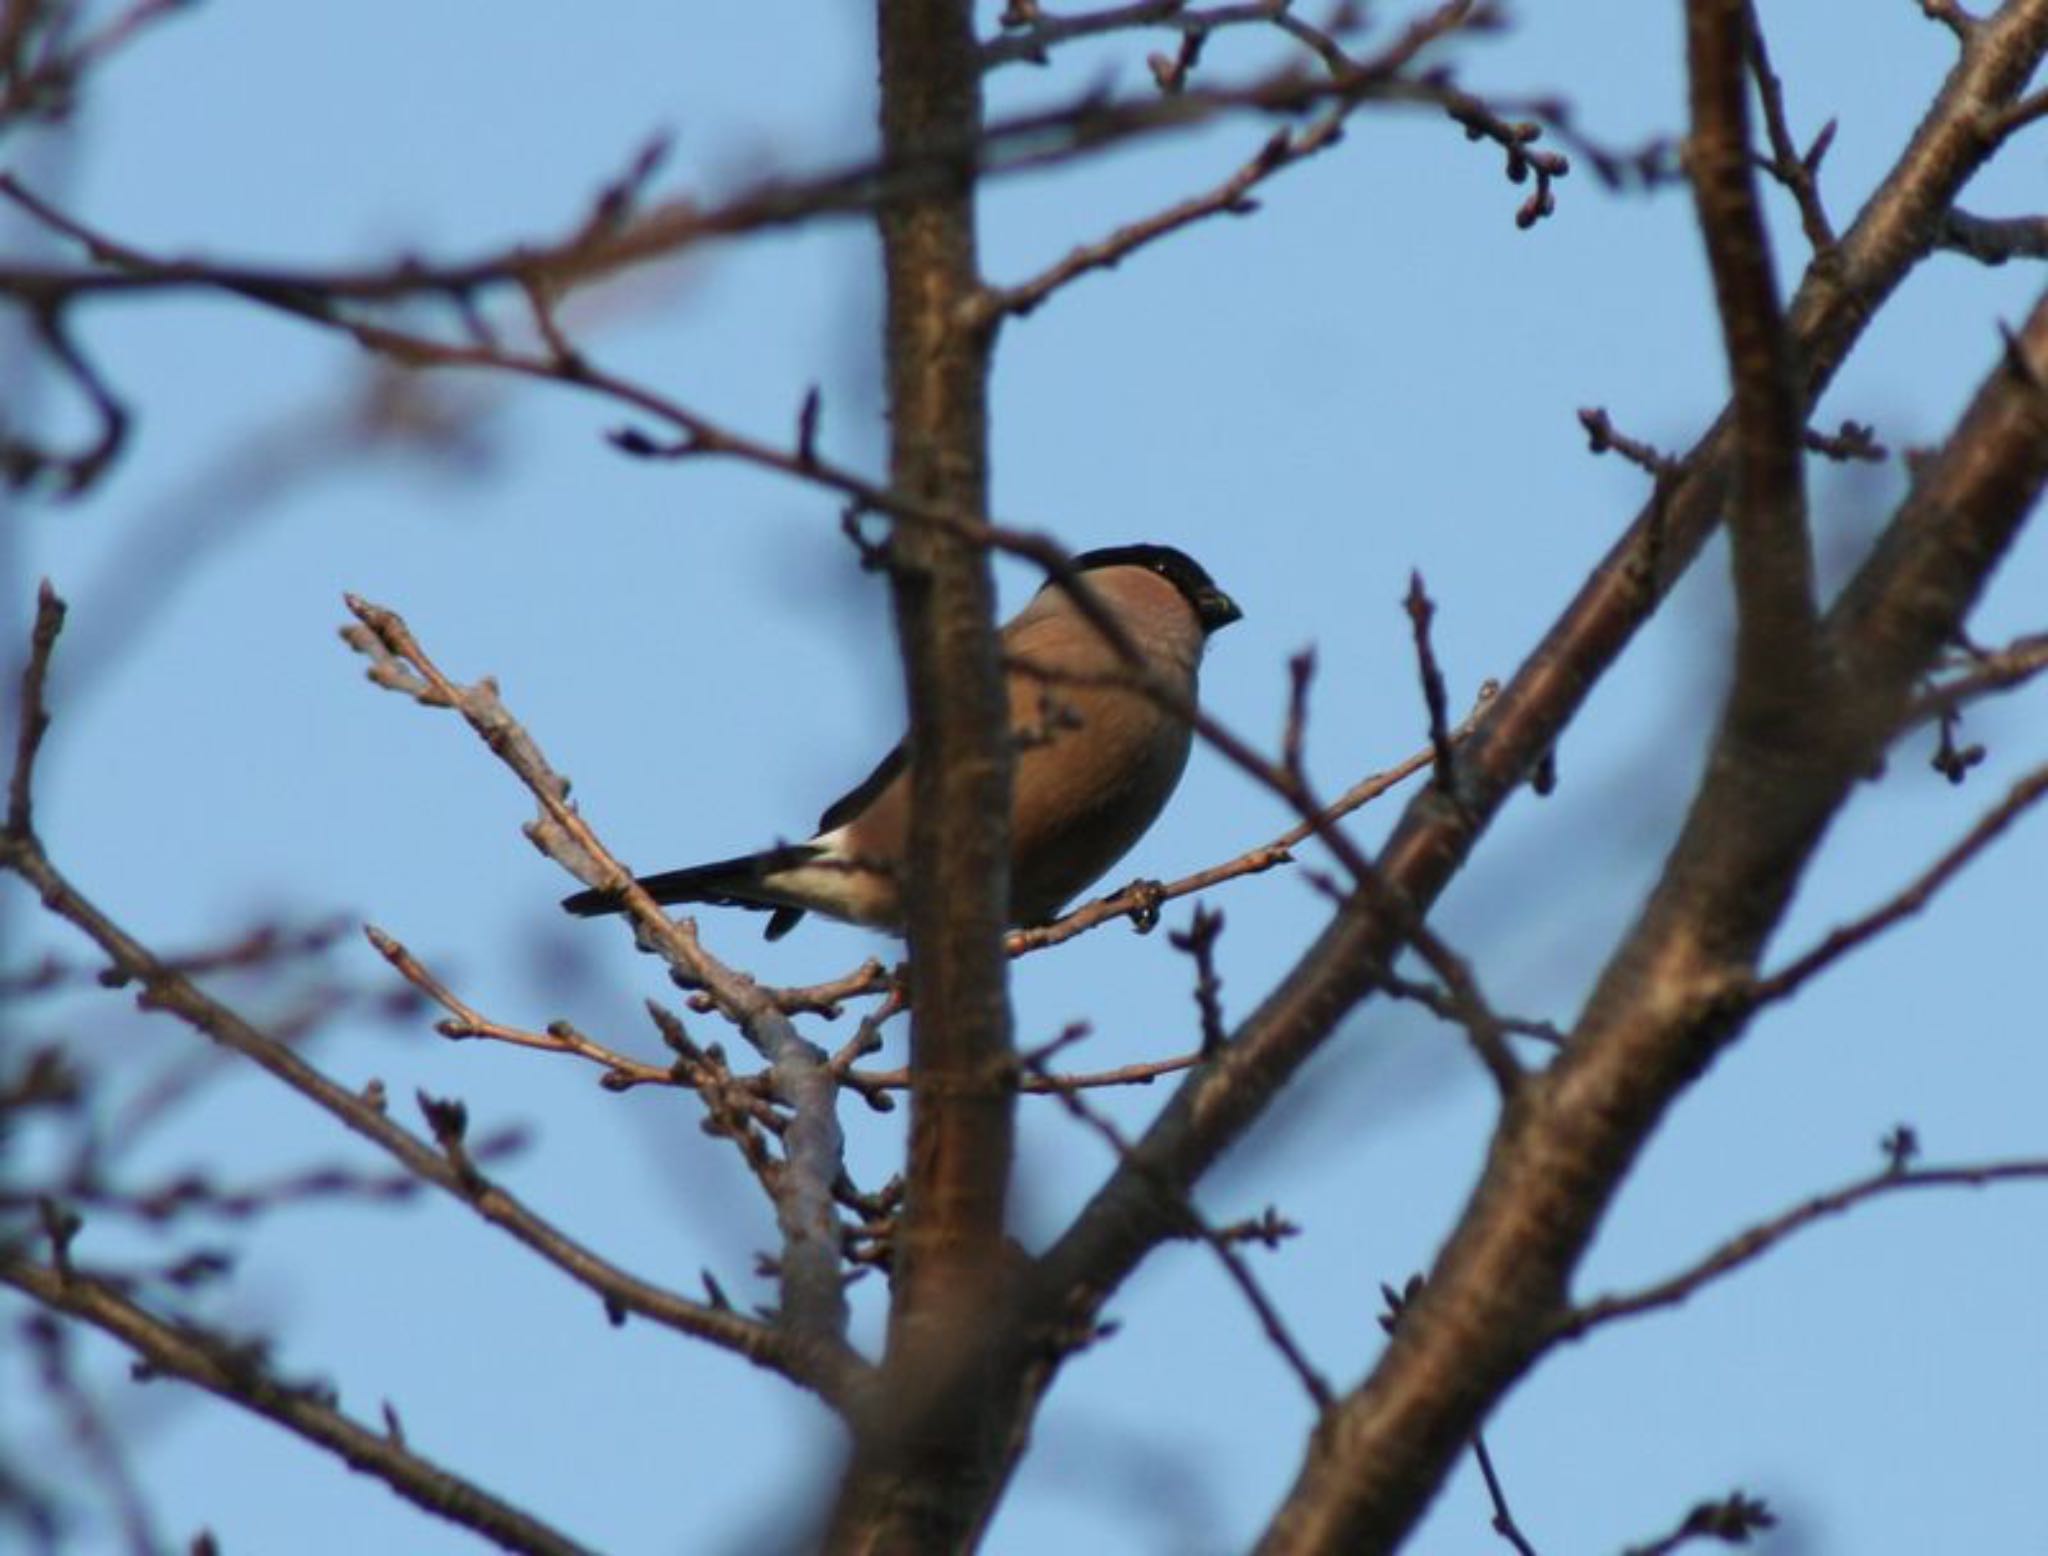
<box><xmin>1200</xmin><ymin>589</ymin><xmax>1243</xmax><ymax>633</ymax></box>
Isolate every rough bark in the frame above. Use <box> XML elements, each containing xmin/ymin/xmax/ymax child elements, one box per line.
<box><xmin>824</xmin><ymin>3</ymin><xmax>1021</xmax><ymax>1549</ymax></box>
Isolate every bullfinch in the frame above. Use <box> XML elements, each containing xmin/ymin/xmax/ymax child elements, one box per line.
<box><xmin>562</xmin><ymin>542</ymin><xmax>1242</xmax><ymax>937</ymax></box>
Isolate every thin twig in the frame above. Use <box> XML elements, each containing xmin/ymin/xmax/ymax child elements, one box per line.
<box><xmin>1621</xmin><ymin>1491</ymin><xmax>1776</xmax><ymax>1556</ymax></box>
<box><xmin>1748</xmin><ymin>759</ymin><xmax>2048</xmax><ymax>1005</ymax></box>
<box><xmin>1372</xmin><ymin>967</ymin><xmax>1564</xmax><ymax>1047</ymax></box>
<box><xmin>1577</xmin><ymin>406</ymin><xmax>1681</xmax><ymax>478</ymax></box>
<box><xmin>1028</xmin><ymin>1051</ymin><xmax>1335</xmax><ymax>1413</ymax></box>
<box><xmin>983</xmin><ymin>0</ymin><xmax>1294</xmax><ymax>70</ymax></box>
<box><xmin>1801</xmin><ymin>418</ymin><xmax>1885</xmax><ymax>462</ymax></box>
<box><xmin>1403</xmin><ymin>572</ymin><xmax>1459</xmax><ymax>795</ymax></box>
<box><xmin>1246</xmin><ymin>646</ymin><xmax>1528</xmax><ymax>1094</ymax></box>
<box><xmin>1009</xmin><ymin>686</ymin><xmax>1493</xmax><ymax>954</ymax></box>
<box><xmin>0</xmin><ymin>0</ymin><xmax>190</xmax><ymax>125</ymax></box>
<box><xmin>1470</xmin><ymin>1428</ymin><xmax>1541</xmax><ymax>1556</ymax></box>
<box><xmin>341</xmin><ymin>597</ymin><xmax>853</xmax><ymax>1348</ymax></box>
<box><xmin>644</xmin><ymin>1002</ymin><xmax>798</xmax><ymax>1214</ymax></box>
<box><xmin>23</xmin><ymin>1313</ymin><xmax>166</xmax><ymax>1556</ymax></box>
<box><xmin>1556</xmin><ymin>1154</ymin><xmax>2048</xmax><ymax>1340</ymax></box>
<box><xmin>6</xmin><ymin>580</ymin><xmax>64</xmax><ymax>835</ymax></box>
<box><xmin>1745</xmin><ymin>3</ymin><xmax>1835</xmax><ymax>252</ymax></box>
<box><xmin>1004</xmin><ymin>638</ymin><xmax>1522</xmax><ymax>1097</ymax></box>
<box><xmin>0</xmin><ymin>27</ymin><xmax>1574</xmax><ymax>315</ymax></box>
<box><xmin>760</xmin><ymin>958</ymin><xmax>898</xmax><ymax>1016</ymax></box>
<box><xmin>5</xmin><ymin>1259</ymin><xmax>600</xmax><ymax>1556</ymax></box>
<box><xmin>973</xmin><ymin>113</ymin><xmax>1342</xmax><ymax>322</ymax></box>
<box><xmin>850</xmin><ymin>1049</ymin><xmax>1202</xmax><ymax>1095</ymax></box>
<box><xmin>0</xmin><ymin>589</ymin><xmax>862</xmax><ymax>1403</ymax></box>
<box><xmin>363</xmin><ymin>925</ymin><xmax>674</xmax><ymax>1090</ymax></box>
<box><xmin>1169</xmin><ymin>904</ymin><xmax>1230</xmax><ymax>1055</ymax></box>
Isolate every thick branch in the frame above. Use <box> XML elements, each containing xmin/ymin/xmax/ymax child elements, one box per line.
<box><xmin>1020</xmin><ymin>7</ymin><xmax>2048</xmax><ymax>1550</ymax></box>
<box><xmin>1832</xmin><ymin>286</ymin><xmax>2048</xmax><ymax>698</ymax></box>
<box><xmin>1037</xmin><ymin>0</ymin><xmax>2048</xmax><ymax>1354</ymax></box>
<box><xmin>1938</xmin><ymin>206</ymin><xmax>2048</xmax><ymax>263</ymax></box>
<box><xmin>1247</xmin><ymin>277</ymin><xmax>2048</xmax><ymax>1556</ymax></box>
<box><xmin>1688</xmin><ymin>0</ymin><xmax>1821</xmax><ymax>716</ymax></box>
<box><xmin>826</xmin><ymin>2</ymin><xmax>1017</xmax><ymax>1549</ymax></box>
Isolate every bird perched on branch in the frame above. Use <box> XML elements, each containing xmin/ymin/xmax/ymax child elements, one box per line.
<box><xmin>562</xmin><ymin>543</ymin><xmax>1243</xmax><ymax>938</ymax></box>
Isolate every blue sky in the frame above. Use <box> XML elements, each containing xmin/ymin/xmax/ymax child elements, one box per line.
<box><xmin>6</xmin><ymin>3</ymin><xmax>2046</xmax><ymax>1553</ymax></box>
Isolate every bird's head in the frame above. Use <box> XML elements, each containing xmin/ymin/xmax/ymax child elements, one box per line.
<box><xmin>1069</xmin><ymin>543</ymin><xmax>1243</xmax><ymax>635</ymax></box>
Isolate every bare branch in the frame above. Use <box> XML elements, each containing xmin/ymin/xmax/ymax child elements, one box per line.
<box><xmin>1577</xmin><ymin>406</ymin><xmax>1681</xmax><ymax>479</ymax></box>
<box><xmin>1044</xmin><ymin>0</ymin><xmax>2048</xmax><ymax>1325</ymax></box>
<box><xmin>1688</xmin><ymin>0</ymin><xmax>1821</xmax><ymax>713</ymax></box>
<box><xmin>1745</xmin><ymin>6</ymin><xmax>1836</xmax><ymax>253</ymax></box>
<box><xmin>1938</xmin><ymin>207</ymin><xmax>2048</xmax><ymax>265</ymax></box>
<box><xmin>5</xmin><ymin>579</ymin><xmax>64</xmax><ymax>836</ymax></box>
<box><xmin>644</xmin><ymin>1003</ymin><xmax>816</xmax><ymax>1225</ymax></box>
<box><xmin>1039</xmin><ymin>11</ymin><xmax>2048</xmax><ymax>1550</ymax></box>
<box><xmin>5</xmin><ymin>1258</ymin><xmax>600</xmax><ymax>1556</ymax></box>
<box><xmin>1399</xmin><ymin>926</ymin><xmax>1527</xmax><ymax>1097</ymax></box>
<box><xmin>1007</xmin><ymin>687</ymin><xmax>1486</xmax><ymax>954</ymax></box>
<box><xmin>1801</xmin><ymin>417</ymin><xmax>1885</xmax><ymax>462</ymax></box>
<box><xmin>362</xmin><ymin>924</ymin><xmax>677</xmax><ymax>1091</ymax></box>
<box><xmin>1904</xmin><ymin>630</ymin><xmax>2048</xmax><ymax>725</ymax></box>
<box><xmin>1370</xmin><ymin>967</ymin><xmax>1564</xmax><ymax>1048</ymax></box>
<box><xmin>1557</xmin><ymin>1153</ymin><xmax>2048</xmax><ymax>1339</ymax></box>
<box><xmin>341</xmin><ymin>597</ymin><xmax>853</xmax><ymax>1350</ymax></box>
<box><xmin>973</xmin><ymin>119</ymin><xmax>1337</xmax><ymax>321</ymax></box>
<box><xmin>1991</xmin><ymin>86</ymin><xmax>2048</xmax><ymax>136</ymax></box>
<box><xmin>1029</xmin><ymin>1050</ymin><xmax>1334</xmax><ymax>1413</ymax></box>
<box><xmin>1168</xmin><ymin>904</ymin><xmax>1230</xmax><ymax>1056</ymax></box>
<box><xmin>1470</xmin><ymin>1430</ymin><xmax>1541</xmax><ymax>1556</ymax></box>
<box><xmin>0</xmin><ymin>19</ymin><xmax>1576</xmax><ymax>334</ymax></box>
<box><xmin>1830</xmin><ymin>288</ymin><xmax>2048</xmax><ymax>700</ymax></box>
<box><xmin>1403</xmin><ymin>572</ymin><xmax>1460</xmax><ymax>797</ymax></box>
<box><xmin>850</xmin><ymin>1049</ymin><xmax>1203</xmax><ymax>1096</ymax></box>
<box><xmin>869</xmin><ymin>4</ymin><xmax>1015</xmax><ymax>1402</ymax></box>
<box><xmin>759</xmin><ymin>957</ymin><xmax>897</xmax><ymax>1017</ymax></box>
<box><xmin>983</xmin><ymin>0</ymin><xmax>1292</xmax><ymax>71</ymax></box>
<box><xmin>1749</xmin><ymin>759</ymin><xmax>2048</xmax><ymax>1005</ymax></box>
<box><xmin>11</xmin><ymin>1147</ymin><xmax>508</xmax><ymax>1229</ymax></box>
<box><xmin>1621</xmin><ymin>1491</ymin><xmax>1777</xmax><ymax>1556</ymax></box>
<box><xmin>0</xmin><ymin>303</ymin><xmax>129</xmax><ymax>494</ymax></box>
<box><xmin>2</xmin><ymin>594</ymin><xmax>860</xmax><ymax>1401</ymax></box>
<box><xmin>22</xmin><ymin>1312</ymin><xmax>165</xmax><ymax>1556</ymax></box>
<box><xmin>0</xmin><ymin>0</ymin><xmax>191</xmax><ymax>128</ymax></box>
<box><xmin>1916</xmin><ymin>1</ymin><xmax>1978</xmax><ymax>46</ymax></box>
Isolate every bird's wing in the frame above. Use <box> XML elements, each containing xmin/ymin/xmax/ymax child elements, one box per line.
<box><xmin>816</xmin><ymin>739</ymin><xmax>907</xmax><ymax>832</ymax></box>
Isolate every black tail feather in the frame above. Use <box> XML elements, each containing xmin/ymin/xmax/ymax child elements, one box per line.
<box><xmin>559</xmin><ymin>845</ymin><xmax>822</xmax><ymax>930</ymax></box>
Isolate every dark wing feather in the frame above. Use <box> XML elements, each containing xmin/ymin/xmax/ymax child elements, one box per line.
<box><xmin>817</xmin><ymin>740</ymin><xmax>907</xmax><ymax>833</ymax></box>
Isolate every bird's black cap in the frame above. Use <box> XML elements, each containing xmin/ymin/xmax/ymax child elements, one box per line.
<box><xmin>1068</xmin><ymin>543</ymin><xmax>1243</xmax><ymax>634</ymax></box>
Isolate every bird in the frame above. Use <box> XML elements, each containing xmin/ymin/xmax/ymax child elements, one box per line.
<box><xmin>561</xmin><ymin>542</ymin><xmax>1242</xmax><ymax>938</ymax></box>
